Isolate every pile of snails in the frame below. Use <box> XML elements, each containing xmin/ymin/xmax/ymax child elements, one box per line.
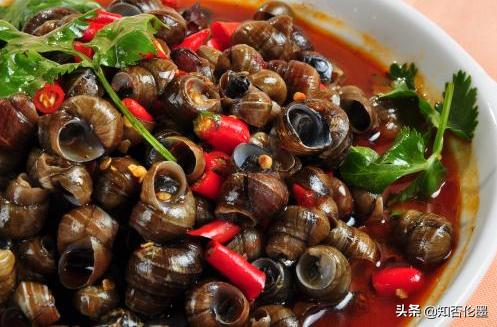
<box><xmin>0</xmin><ymin>1</ymin><xmax>455</xmax><ymax>326</ymax></box>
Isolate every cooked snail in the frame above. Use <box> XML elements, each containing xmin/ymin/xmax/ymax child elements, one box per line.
<box><xmin>171</xmin><ymin>48</ymin><xmax>214</xmax><ymax>81</ymax></box>
<box><xmin>62</xmin><ymin>68</ymin><xmax>104</xmax><ymax>97</ymax></box>
<box><xmin>74</xmin><ymin>279</ymin><xmax>120</xmax><ymax>320</ymax></box>
<box><xmin>269</xmin><ymin>60</ymin><xmax>321</xmax><ymax>100</ymax></box>
<box><xmin>159</xmin><ymin>74</ymin><xmax>221</xmax><ymax>130</ymax></box>
<box><xmin>185</xmin><ymin>281</ymin><xmax>250</xmax><ymax>327</ymax></box>
<box><xmin>293</xmin><ymin>51</ymin><xmax>334</xmax><ymax>84</ymax></box>
<box><xmin>325</xmin><ymin>218</ymin><xmax>379</xmax><ymax>263</ymax></box>
<box><xmin>27</xmin><ymin>149</ymin><xmax>93</xmax><ymax>206</ymax></box>
<box><xmin>58</xmin><ymin>236</ymin><xmax>112</xmax><ymax>289</ymax></box>
<box><xmin>327</xmin><ymin>176</ymin><xmax>353</xmax><ymax>220</ymax></box>
<box><xmin>195</xmin><ymin>196</ymin><xmax>215</xmax><ymax>227</ymax></box>
<box><xmin>351</xmin><ymin>188</ymin><xmax>384</xmax><ymax>221</ymax></box>
<box><xmin>0</xmin><ymin>174</ymin><xmax>49</xmax><ymax>240</ymax></box>
<box><xmin>17</xmin><ymin>236</ymin><xmax>57</xmax><ymax>279</ymax></box>
<box><xmin>57</xmin><ymin>205</ymin><xmax>119</xmax><ymax>253</ymax></box>
<box><xmin>97</xmin><ymin>308</ymin><xmax>144</xmax><ymax>327</ymax></box>
<box><xmin>250</xmin><ymin>305</ymin><xmax>299</xmax><ymax>327</ymax></box>
<box><xmin>38</xmin><ymin>95</ymin><xmax>123</xmax><ymax>163</ymax></box>
<box><xmin>252</xmin><ymin>258</ymin><xmax>292</xmax><ymax>305</ymax></box>
<box><xmin>396</xmin><ymin>210</ymin><xmax>454</xmax><ymax>266</ymax></box>
<box><xmin>14</xmin><ymin>282</ymin><xmax>60</xmax><ymax>327</ymax></box>
<box><xmin>254</xmin><ymin>1</ymin><xmax>295</xmax><ymax>20</ymax></box>
<box><xmin>94</xmin><ymin>156</ymin><xmax>144</xmax><ymax>211</ymax></box>
<box><xmin>126</xmin><ymin>242</ymin><xmax>203</xmax><ymax>315</ymax></box>
<box><xmin>0</xmin><ymin>250</ymin><xmax>16</xmax><ymax>306</ymax></box>
<box><xmin>248</xmin><ymin>69</ymin><xmax>288</xmax><ymax>105</ymax></box>
<box><xmin>215</xmin><ymin>44</ymin><xmax>267</xmax><ymax>78</ymax></box>
<box><xmin>180</xmin><ymin>3</ymin><xmax>212</xmax><ymax>35</ymax></box>
<box><xmin>215</xmin><ymin>172</ymin><xmax>288</xmax><ymax>227</ymax></box>
<box><xmin>340</xmin><ymin>85</ymin><xmax>378</xmax><ymax>133</ymax></box>
<box><xmin>150</xmin><ymin>7</ymin><xmax>187</xmax><ymax>46</ymax></box>
<box><xmin>198</xmin><ymin>45</ymin><xmax>223</xmax><ymax>67</ymax></box>
<box><xmin>108</xmin><ymin>0</ymin><xmax>165</xmax><ymax>16</ymax></box>
<box><xmin>130</xmin><ymin>161</ymin><xmax>196</xmax><ymax>242</ymax></box>
<box><xmin>266</xmin><ymin>206</ymin><xmax>330</xmax><ymax>264</ymax></box>
<box><xmin>296</xmin><ymin>245</ymin><xmax>351</xmax><ymax>302</ymax></box>
<box><xmin>226</xmin><ymin>228</ymin><xmax>263</xmax><ymax>261</ymax></box>
<box><xmin>232</xmin><ymin>143</ymin><xmax>273</xmax><ymax>173</ymax></box>
<box><xmin>22</xmin><ymin>7</ymin><xmax>78</xmax><ymax>35</ymax></box>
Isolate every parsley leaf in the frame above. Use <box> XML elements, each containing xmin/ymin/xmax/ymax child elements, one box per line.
<box><xmin>0</xmin><ymin>0</ymin><xmax>100</xmax><ymax>29</ymax></box>
<box><xmin>389</xmin><ymin>62</ymin><xmax>418</xmax><ymax>90</ymax></box>
<box><xmin>340</xmin><ymin>83</ymin><xmax>455</xmax><ymax>200</ymax></box>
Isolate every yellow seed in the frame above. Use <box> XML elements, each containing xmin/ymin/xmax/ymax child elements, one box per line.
<box><xmin>258</xmin><ymin>154</ymin><xmax>273</xmax><ymax>170</ymax></box>
<box><xmin>141</xmin><ymin>242</ymin><xmax>155</xmax><ymax>249</ymax></box>
<box><xmin>99</xmin><ymin>157</ymin><xmax>112</xmax><ymax>171</ymax></box>
<box><xmin>293</xmin><ymin>92</ymin><xmax>307</xmax><ymax>102</ymax></box>
<box><xmin>395</xmin><ymin>288</ymin><xmax>408</xmax><ymax>299</ymax></box>
<box><xmin>128</xmin><ymin>164</ymin><xmax>147</xmax><ymax>183</ymax></box>
<box><xmin>156</xmin><ymin>192</ymin><xmax>172</xmax><ymax>201</ymax></box>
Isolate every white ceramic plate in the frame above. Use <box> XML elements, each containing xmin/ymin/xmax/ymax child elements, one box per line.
<box><xmin>224</xmin><ymin>0</ymin><xmax>497</xmax><ymax>325</ymax></box>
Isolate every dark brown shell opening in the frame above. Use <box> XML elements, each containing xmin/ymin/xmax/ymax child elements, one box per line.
<box><xmin>285</xmin><ymin>103</ymin><xmax>331</xmax><ymax>149</ymax></box>
<box><xmin>57</xmin><ymin>116</ymin><xmax>105</xmax><ymax>162</ymax></box>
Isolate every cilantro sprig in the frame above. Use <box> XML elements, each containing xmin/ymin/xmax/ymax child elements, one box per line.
<box><xmin>340</xmin><ymin>61</ymin><xmax>478</xmax><ymax>202</ymax></box>
<box><xmin>0</xmin><ymin>11</ymin><xmax>176</xmax><ymax>162</ymax></box>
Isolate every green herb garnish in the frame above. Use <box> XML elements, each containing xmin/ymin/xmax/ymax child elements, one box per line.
<box><xmin>0</xmin><ymin>0</ymin><xmax>100</xmax><ymax>30</ymax></box>
<box><xmin>340</xmin><ymin>81</ymin><xmax>459</xmax><ymax>201</ymax></box>
<box><xmin>0</xmin><ymin>11</ymin><xmax>176</xmax><ymax>162</ymax></box>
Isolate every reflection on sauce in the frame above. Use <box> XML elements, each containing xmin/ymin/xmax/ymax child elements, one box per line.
<box><xmin>96</xmin><ymin>1</ymin><xmax>462</xmax><ymax>326</ymax></box>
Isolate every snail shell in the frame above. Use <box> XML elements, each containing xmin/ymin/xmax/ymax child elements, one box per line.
<box><xmin>14</xmin><ymin>282</ymin><xmax>60</xmax><ymax>327</ymax></box>
<box><xmin>57</xmin><ymin>205</ymin><xmax>119</xmax><ymax>253</ymax></box>
<box><xmin>0</xmin><ymin>249</ymin><xmax>16</xmax><ymax>306</ymax></box>
<box><xmin>126</xmin><ymin>242</ymin><xmax>203</xmax><ymax>315</ymax></box>
<box><xmin>250</xmin><ymin>305</ymin><xmax>299</xmax><ymax>327</ymax></box>
<box><xmin>0</xmin><ymin>174</ymin><xmax>49</xmax><ymax>240</ymax></box>
<box><xmin>38</xmin><ymin>95</ymin><xmax>123</xmax><ymax>163</ymax></box>
<box><xmin>396</xmin><ymin>210</ymin><xmax>454</xmax><ymax>266</ymax></box>
<box><xmin>94</xmin><ymin>156</ymin><xmax>144</xmax><ymax>211</ymax></box>
<box><xmin>252</xmin><ymin>258</ymin><xmax>292</xmax><ymax>305</ymax></box>
<box><xmin>215</xmin><ymin>44</ymin><xmax>267</xmax><ymax>78</ymax></box>
<box><xmin>130</xmin><ymin>161</ymin><xmax>196</xmax><ymax>243</ymax></box>
<box><xmin>226</xmin><ymin>228</ymin><xmax>263</xmax><ymax>261</ymax></box>
<box><xmin>215</xmin><ymin>172</ymin><xmax>289</xmax><ymax>227</ymax></box>
<box><xmin>27</xmin><ymin>149</ymin><xmax>93</xmax><ymax>206</ymax></box>
<box><xmin>269</xmin><ymin>60</ymin><xmax>320</xmax><ymax>100</ymax></box>
<box><xmin>266</xmin><ymin>206</ymin><xmax>330</xmax><ymax>264</ymax></box>
<box><xmin>296</xmin><ymin>245</ymin><xmax>351</xmax><ymax>302</ymax></box>
<box><xmin>17</xmin><ymin>236</ymin><xmax>57</xmax><ymax>279</ymax></box>
<box><xmin>185</xmin><ymin>281</ymin><xmax>250</xmax><ymax>327</ymax></box>
<box><xmin>97</xmin><ymin>308</ymin><xmax>144</xmax><ymax>327</ymax></box>
<box><xmin>249</xmin><ymin>69</ymin><xmax>288</xmax><ymax>105</ymax></box>
<box><xmin>340</xmin><ymin>85</ymin><xmax>378</xmax><ymax>133</ymax></box>
<box><xmin>74</xmin><ymin>279</ymin><xmax>120</xmax><ymax>320</ymax></box>
<box><xmin>325</xmin><ymin>218</ymin><xmax>379</xmax><ymax>263</ymax></box>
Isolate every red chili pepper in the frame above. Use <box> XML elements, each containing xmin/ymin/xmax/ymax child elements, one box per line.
<box><xmin>205</xmin><ymin>151</ymin><xmax>232</xmax><ymax>177</ymax></box>
<box><xmin>73</xmin><ymin>41</ymin><xmax>94</xmax><ymax>62</ymax></box>
<box><xmin>188</xmin><ymin>220</ymin><xmax>240</xmax><ymax>244</ymax></box>
<box><xmin>173</xmin><ymin>29</ymin><xmax>210</xmax><ymax>51</ymax></box>
<box><xmin>194</xmin><ymin>113</ymin><xmax>250</xmax><ymax>154</ymax></box>
<box><xmin>292</xmin><ymin>184</ymin><xmax>317</xmax><ymax>208</ymax></box>
<box><xmin>191</xmin><ymin>169</ymin><xmax>224</xmax><ymax>200</ymax></box>
<box><xmin>81</xmin><ymin>21</ymin><xmax>105</xmax><ymax>42</ymax></box>
<box><xmin>160</xmin><ymin>0</ymin><xmax>178</xmax><ymax>8</ymax></box>
<box><xmin>210</xmin><ymin>21</ymin><xmax>240</xmax><ymax>51</ymax></box>
<box><xmin>206</xmin><ymin>241</ymin><xmax>266</xmax><ymax>300</ymax></box>
<box><xmin>88</xmin><ymin>9</ymin><xmax>122</xmax><ymax>24</ymax></box>
<box><xmin>142</xmin><ymin>38</ymin><xmax>168</xmax><ymax>59</ymax></box>
<box><xmin>33</xmin><ymin>83</ymin><xmax>65</xmax><ymax>114</ymax></box>
<box><xmin>122</xmin><ymin>98</ymin><xmax>154</xmax><ymax>122</ymax></box>
<box><xmin>372</xmin><ymin>266</ymin><xmax>424</xmax><ymax>298</ymax></box>
<box><xmin>206</xmin><ymin>38</ymin><xmax>222</xmax><ymax>51</ymax></box>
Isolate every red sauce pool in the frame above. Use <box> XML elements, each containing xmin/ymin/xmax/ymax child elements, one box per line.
<box><xmin>98</xmin><ymin>1</ymin><xmax>462</xmax><ymax>325</ymax></box>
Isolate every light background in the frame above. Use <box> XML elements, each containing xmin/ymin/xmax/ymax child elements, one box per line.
<box><xmin>404</xmin><ymin>0</ymin><xmax>497</xmax><ymax>325</ymax></box>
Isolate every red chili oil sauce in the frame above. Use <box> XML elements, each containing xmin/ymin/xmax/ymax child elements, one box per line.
<box><xmin>98</xmin><ymin>1</ymin><xmax>462</xmax><ymax>325</ymax></box>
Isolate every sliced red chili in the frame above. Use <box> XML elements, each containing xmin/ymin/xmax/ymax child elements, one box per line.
<box><xmin>188</xmin><ymin>220</ymin><xmax>240</xmax><ymax>244</ymax></box>
<box><xmin>173</xmin><ymin>28</ymin><xmax>210</xmax><ymax>51</ymax></box>
<box><xmin>88</xmin><ymin>9</ymin><xmax>122</xmax><ymax>24</ymax></box>
<box><xmin>372</xmin><ymin>266</ymin><xmax>424</xmax><ymax>298</ymax></box>
<box><xmin>191</xmin><ymin>169</ymin><xmax>224</xmax><ymax>200</ymax></box>
<box><xmin>81</xmin><ymin>21</ymin><xmax>106</xmax><ymax>42</ymax></box>
<box><xmin>33</xmin><ymin>83</ymin><xmax>65</xmax><ymax>114</ymax></box>
<box><xmin>205</xmin><ymin>151</ymin><xmax>232</xmax><ymax>177</ymax></box>
<box><xmin>122</xmin><ymin>98</ymin><xmax>154</xmax><ymax>122</ymax></box>
<box><xmin>142</xmin><ymin>38</ymin><xmax>168</xmax><ymax>60</ymax></box>
<box><xmin>193</xmin><ymin>113</ymin><xmax>250</xmax><ymax>154</ymax></box>
<box><xmin>205</xmin><ymin>241</ymin><xmax>266</xmax><ymax>300</ymax></box>
<box><xmin>160</xmin><ymin>0</ymin><xmax>178</xmax><ymax>8</ymax></box>
<box><xmin>292</xmin><ymin>183</ymin><xmax>317</xmax><ymax>208</ymax></box>
<box><xmin>210</xmin><ymin>21</ymin><xmax>240</xmax><ymax>51</ymax></box>
<box><xmin>73</xmin><ymin>41</ymin><xmax>94</xmax><ymax>62</ymax></box>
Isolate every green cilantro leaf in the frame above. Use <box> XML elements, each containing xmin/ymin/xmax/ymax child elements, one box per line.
<box><xmin>389</xmin><ymin>62</ymin><xmax>418</xmax><ymax>90</ymax></box>
<box><xmin>88</xmin><ymin>14</ymin><xmax>164</xmax><ymax>68</ymax></box>
<box><xmin>340</xmin><ymin>82</ymin><xmax>455</xmax><ymax>201</ymax></box>
<box><xmin>0</xmin><ymin>0</ymin><xmax>100</xmax><ymax>30</ymax></box>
